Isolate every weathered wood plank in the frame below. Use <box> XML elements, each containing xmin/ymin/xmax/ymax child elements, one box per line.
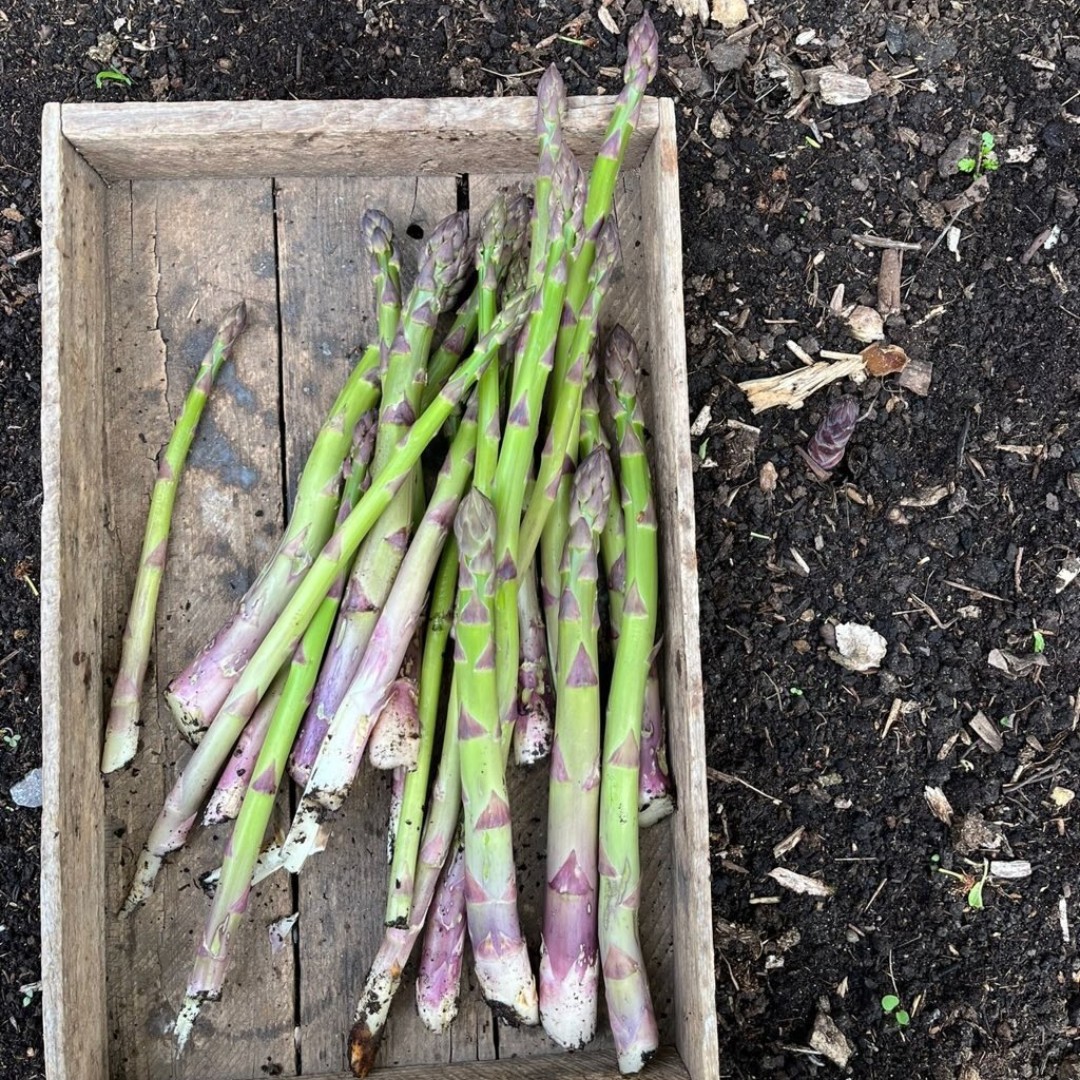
<box><xmin>275</xmin><ymin>175</ymin><xmax>463</xmax><ymax>1074</ymax></box>
<box><xmin>101</xmin><ymin>176</ymin><xmax>295</xmax><ymax>1079</ymax></box>
<box><xmin>40</xmin><ymin>103</ymin><xmax>110</xmax><ymax>1080</ymax></box>
<box><xmin>640</xmin><ymin>101</ymin><xmax>719</xmax><ymax>1080</ymax></box>
<box><xmin>60</xmin><ymin>98</ymin><xmax>660</xmax><ymax>184</ymax></box>
<box><xmin>310</xmin><ymin>1043</ymin><xmax>690</xmax><ymax>1080</ymax></box>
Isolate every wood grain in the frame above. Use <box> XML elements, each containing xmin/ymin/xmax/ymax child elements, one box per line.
<box><xmin>640</xmin><ymin>101</ymin><xmax>720</xmax><ymax>1080</ymax></box>
<box><xmin>309</xmin><ymin>1043</ymin><xmax>690</xmax><ymax>1080</ymax></box>
<box><xmin>100</xmin><ymin>177</ymin><xmax>296</xmax><ymax>1079</ymax></box>
<box><xmin>60</xmin><ymin>98</ymin><xmax>660</xmax><ymax>184</ymax></box>
<box><xmin>40</xmin><ymin>103</ymin><xmax>110</xmax><ymax>1080</ymax></box>
<box><xmin>274</xmin><ymin>176</ymin><xmax>473</xmax><ymax>1074</ymax></box>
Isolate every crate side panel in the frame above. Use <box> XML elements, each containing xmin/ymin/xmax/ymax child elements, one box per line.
<box><xmin>465</xmin><ymin>171</ymin><xmax>677</xmax><ymax>1064</ymax></box>
<box><xmin>40</xmin><ymin>108</ymin><xmax>110</xmax><ymax>1080</ymax></box>
<box><xmin>61</xmin><ymin>98</ymin><xmax>659</xmax><ymax>184</ymax></box>
<box><xmin>102</xmin><ymin>177</ymin><xmax>296</xmax><ymax>1079</ymax></box>
<box><xmin>641</xmin><ymin>105</ymin><xmax>719</xmax><ymax>1080</ymax></box>
<box><xmin>275</xmin><ymin>176</ymin><xmax>466</xmax><ymax>1074</ymax></box>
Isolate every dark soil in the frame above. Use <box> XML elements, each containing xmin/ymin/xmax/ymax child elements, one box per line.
<box><xmin>2</xmin><ymin>1</ymin><xmax>1079</xmax><ymax>1077</ymax></box>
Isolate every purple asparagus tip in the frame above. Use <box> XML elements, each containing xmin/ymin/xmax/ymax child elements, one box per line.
<box><xmin>627</xmin><ymin>13</ymin><xmax>660</xmax><ymax>85</ymax></box>
<box><xmin>362</xmin><ymin>209</ymin><xmax>395</xmax><ymax>258</ymax></box>
<box><xmin>536</xmin><ymin>63</ymin><xmax>568</xmax><ymax>136</ymax></box>
<box><xmin>603</xmin><ymin>324</ymin><xmax>640</xmax><ymax>401</ymax></box>
<box><xmin>219</xmin><ymin>300</ymin><xmax>248</xmax><ymax>350</ymax></box>
<box><xmin>505</xmin><ymin>193</ymin><xmax>534</xmax><ymax>257</ymax></box>
<box><xmin>453</xmin><ymin>491</ymin><xmax>497</xmax><ymax>570</ymax></box>
<box><xmin>800</xmin><ymin>396</ymin><xmax>859</xmax><ymax>480</ymax></box>
<box><xmin>572</xmin><ymin>447</ymin><xmax>614</xmax><ymax>538</ymax></box>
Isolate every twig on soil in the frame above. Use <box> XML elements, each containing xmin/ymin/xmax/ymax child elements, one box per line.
<box><xmin>737</xmin><ymin>355</ymin><xmax>865</xmax><ymax>412</ymax></box>
<box><xmin>850</xmin><ymin>234</ymin><xmax>922</xmax><ymax>252</ymax></box>
<box><xmin>863</xmin><ymin>877</ymin><xmax>888</xmax><ymax>913</ymax></box>
<box><xmin>1060</xmin><ymin>896</ymin><xmax>1070</xmax><ymax>945</ymax></box>
<box><xmin>706</xmin><ymin>765</ymin><xmax>783</xmax><ymax>806</ymax></box>
<box><xmin>943</xmin><ymin>579</ymin><xmax>1010</xmax><ymax>603</ymax></box>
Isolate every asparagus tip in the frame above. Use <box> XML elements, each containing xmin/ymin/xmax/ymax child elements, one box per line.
<box><xmin>537</xmin><ymin>63</ymin><xmax>568</xmax><ymax>129</ymax></box>
<box><xmin>628</xmin><ymin>13</ymin><xmax>660</xmax><ymax>84</ymax></box>
<box><xmin>220</xmin><ymin>299</ymin><xmax>248</xmax><ymax>349</ymax></box>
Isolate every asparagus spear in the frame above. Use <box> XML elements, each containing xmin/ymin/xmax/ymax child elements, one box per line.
<box><xmin>491</xmin><ymin>223</ymin><xmax>571</xmax><ymax>750</ymax></box>
<box><xmin>583</xmin><ymin>382</ymin><xmax>673</xmax><ymax>825</ymax></box>
<box><xmin>597</xmin><ymin>326</ymin><xmax>660</xmax><ymax>1073</ymax></box>
<box><xmin>366</xmin><ymin>636</ymin><xmax>421</xmax><ymax>772</ymax></box>
<box><xmin>513</xmin><ymin>558</ymin><xmax>555</xmax><ymax>765</ymax></box>
<box><xmin>540</xmin><ymin>447</ymin><xmax>612</xmax><ymax>1049</ymax></box>
<box><xmin>453</xmin><ymin>491</ymin><xmax>538</xmax><ymax>1026</ymax></box>
<box><xmin>526</xmin><ymin>65</ymin><xmax>568</xmax><ymax>296</ymax></box>
<box><xmin>290</xmin><ymin>213</ymin><xmax>472</xmax><ymax>785</ymax></box>
<box><xmin>348</xmin><ymin>679</ymin><xmax>462</xmax><ymax>1077</ymax></box>
<box><xmin>415</xmin><ymin>833</ymin><xmax>467</xmax><ymax>1033</ymax></box>
<box><xmin>202</xmin><ymin>411</ymin><xmax>378</xmax><ymax>826</ymax></box>
<box><xmin>474</xmin><ymin>195</ymin><xmax>509</xmax><ymax>498</ymax></box>
<box><xmin>384</xmin><ymin>536</ymin><xmax>458</xmax><ymax>928</ymax></box>
<box><xmin>386</xmin><ymin>766</ymin><xmax>406</xmax><ymax>863</ymax></box>
<box><xmin>423</xmin><ymin>193</ymin><xmax>532</xmax><ymax>410</ymax></box>
<box><xmin>200</xmin><ymin>670</ymin><xmax>285</xmax><ymax>827</ymax></box>
<box><xmin>174</xmin><ymin>431</ymin><xmax>370</xmax><ymax>1050</ymax></box>
<box><xmin>122</xmin><ymin>290</ymin><xmax>532</xmax><ymax>912</ymax></box>
<box><xmin>551</xmin><ymin>14</ymin><xmax>658</xmax><ymax>393</ymax></box>
<box><xmin>279</xmin><ymin>401</ymin><xmax>479</xmax><ymax>874</ymax></box>
<box><xmin>522</xmin><ymin>219</ymin><xmax>621</xmax><ymax>681</ymax></box>
<box><xmin>167</xmin><ymin>213</ymin><xmax>400</xmax><ymax>744</ymax></box>
<box><xmin>101</xmin><ymin>301</ymin><xmax>247</xmax><ymax>773</ymax></box>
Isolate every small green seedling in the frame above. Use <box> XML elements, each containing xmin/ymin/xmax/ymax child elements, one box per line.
<box><xmin>0</xmin><ymin>730</ymin><xmax>21</xmax><ymax>750</ymax></box>
<box><xmin>698</xmin><ymin>438</ymin><xmax>710</xmax><ymax>461</ymax></box>
<box><xmin>1033</xmin><ymin>629</ymin><xmax>1046</xmax><ymax>654</ymax></box>
<box><xmin>95</xmin><ymin>68</ymin><xmax>132</xmax><ymax>90</ymax></box>
<box><xmin>957</xmin><ymin>131</ymin><xmax>1000</xmax><ymax>177</ymax></box>
<box><xmin>881</xmin><ymin>994</ymin><xmax>910</xmax><ymax>1028</ymax></box>
<box><xmin>935</xmin><ymin>856</ymin><xmax>990</xmax><ymax>910</ymax></box>
<box><xmin>789</xmin><ymin>686</ymin><xmax>804</xmax><ymax>697</ymax></box>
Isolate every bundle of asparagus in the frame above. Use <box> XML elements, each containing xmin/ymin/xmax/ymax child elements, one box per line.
<box><xmin>108</xmin><ymin>12</ymin><xmax>674</xmax><ymax>1077</ymax></box>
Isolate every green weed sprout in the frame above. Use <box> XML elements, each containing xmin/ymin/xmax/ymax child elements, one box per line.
<box><xmin>881</xmin><ymin>994</ymin><xmax>910</xmax><ymax>1028</ymax></box>
<box><xmin>957</xmin><ymin>132</ymin><xmax>999</xmax><ymax>176</ymax></box>
<box><xmin>95</xmin><ymin>69</ymin><xmax>132</xmax><ymax>89</ymax></box>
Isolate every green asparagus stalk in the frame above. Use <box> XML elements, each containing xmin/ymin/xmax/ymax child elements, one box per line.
<box><xmin>491</xmin><ymin>228</ymin><xmax>570</xmax><ymax>749</ymax></box>
<box><xmin>539</xmin><ymin>446</ymin><xmax>613</xmax><ymax>1049</ymax></box>
<box><xmin>513</xmin><ymin>558</ymin><xmax>555</xmax><ymax>765</ymax></box>
<box><xmin>384</xmin><ymin>536</ymin><xmax>458</xmax><ymax>928</ymax></box>
<box><xmin>348</xmin><ymin>678</ymin><xmax>462</xmax><ymax>1077</ymax></box>
<box><xmin>597</xmin><ymin>325</ymin><xmax>660</xmax><ymax>1073</ymax></box>
<box><xmin>453</xmin><ymin>491</ymin><xmax>538</xmax><ymax>1025</ymax></box>
<box><xmin>527</xmin><ymin>65</ymin><xmax>568</xmax><ymax>295</ymax></box>
<box><xmin>552</xmin><ymin>13</ymin><xmax>658</xmax><ymax>393</ymax></box>
<box><xmin>174</xmin><ymin>417</ymin><xmax>373</xmax><ymax>1051</ymax></box>
<box><xmin>589</xmin><ymin>379</ymin><xmax>674</xmax><ymax>826</ymax></box>
<box><xmin>122</xmin><ymin>289</ymin><xmax>532</xmax><ymax>913</ymax></box>
<box><xmin>474</xmin><ymin>195</ymin><xmax>509</xmax><ymax>498</ymax></box>
<box><xmin>518</xmin><ymin>216</ymin><xmax>620</xmax><ymax>572</ymax></box>
<box><xmin>101</xmin><ymin>300</ymin><xmax>247</xmax><ymax>774</ymax></box>
<box><xmin>422</xmin><ymin>287</ymin><xmax>479</xmax><ymax>410</ymax></box>
<box><xmin>165</xmin><ymin>333</ymin><xmax>382</xmax><ymax>744</ymax></box>
<box><xmin>279</xmin><ymin>399</ymin><xmax>478</xmax><ymax>874</ymax></box>
<box><xmin>290</xmin><ymin>212</ymin><xmax>471</xmax><ymax>785</ymax></box>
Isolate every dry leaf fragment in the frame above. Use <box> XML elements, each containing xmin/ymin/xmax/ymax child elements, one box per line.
<box><xmin>268</xmin><ymin>913</ymin><xmax>299</xmax><ymax>954</ymax></box>
<box><xmin>924</xmin><ymin>785</ymin><xmax>955</xmax><ymax>825</ymax></box>
<box><xmin>712</xmin><ymin>0</ymin><xmax>749</xmax><ymax>28</ymax></box>
<box><xmin>1055</xmin><ymin>556</ymin><xmax>1080</xmax><ymax>593</ymax></box>
<box><xmin>861</xmin><ymin>342</ymin><xmax>910</xmax><ymax>377</ymax></box>
<box><xmin>897</xmin><ymin>356</ymin><xmax>933</xmax><ymax>396</ymax></box>
<box><xmin>689</xmin><ymin>404</ymin><xmax>712</xmax><ymax>437</ymax></box>
<box><xmin>809</xmin><ymin>1011</ymin><xmax>854</xmax><ymax>1068</ymax></box>
<box><xmin>990</xmin><ymin>860</ymin><xmax>1032</xmax><ymax>880</ymax></box>
<box><xmin>830</xmin><ymin>622</ymin><xmax>888</xmax><ymax>672</ymax></box>
<box><xmin>968</xmin><ymin>709</ymin><xmax>1003</xmax><ymax>753</ymax></box>
<box><xmin>768</xmin><ymin>867</ymin><xmax>834</xmax><ymax>897</ymax></box>
<box><xmin>597</xmin><ymin>4</ymin><xmax>620</xmax><ymax>34</ymax></box>
<box><xmin>759</xmin><ymin>460</ymin><xmax>778</xmax><ymax>493</ymax></box>
<box><xmin>899</xmin><ymin>483</ymin><xmax>951</xmax><ymax>508</ymax></box>
<box><xmin>843</xmin><ymin>304</ymin><xmax>885</xmax><ymax>343</ymax></box>
<box><xmin>1051</xmin><ymin>786</ymin><xmax>1075</xmax><ymax>808</ymax></box>
<box><xmin>773</xmin><ymin>826</ymin><xmax>806</xmax><ymax>859</ymax></box>
<box><xmin>817</xmin><ymin>71</ymin><xmax>873</xmax><ymax>105</ymax></box>
<box><xmin>987</xmin><ymin>648</ymin><xmax>1048</xmax><ymax>679</ymax></box>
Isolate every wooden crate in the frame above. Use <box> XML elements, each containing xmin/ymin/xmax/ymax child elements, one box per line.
<box><xmin>40</xmin><ymin>97</ymin><xmax>716</xmax><ymax>1080</ymax></box>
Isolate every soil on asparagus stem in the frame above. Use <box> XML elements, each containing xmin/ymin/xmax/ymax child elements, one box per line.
<box><xmin>1</xmin><ymin>1</ymin><xmax>1078</xmax><ymax>1077</ymax></box>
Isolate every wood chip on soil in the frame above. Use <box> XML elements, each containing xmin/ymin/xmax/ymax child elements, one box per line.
<box><xmin>768</xmin><ymin>867</ymin><xmax>834</xmax><ymax>897</ymax></box>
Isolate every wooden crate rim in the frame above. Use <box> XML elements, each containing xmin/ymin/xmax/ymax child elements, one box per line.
<box><xmin>40</xmin><ymin>96</ymin><xmax>718</xmax><ymax>1080</ymax></box>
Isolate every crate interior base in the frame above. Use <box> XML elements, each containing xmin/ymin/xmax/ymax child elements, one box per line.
<box><xmin>99</xmin><ymin>172</ymin><xmax>676</xmax><ymax>1079</ymax></box>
